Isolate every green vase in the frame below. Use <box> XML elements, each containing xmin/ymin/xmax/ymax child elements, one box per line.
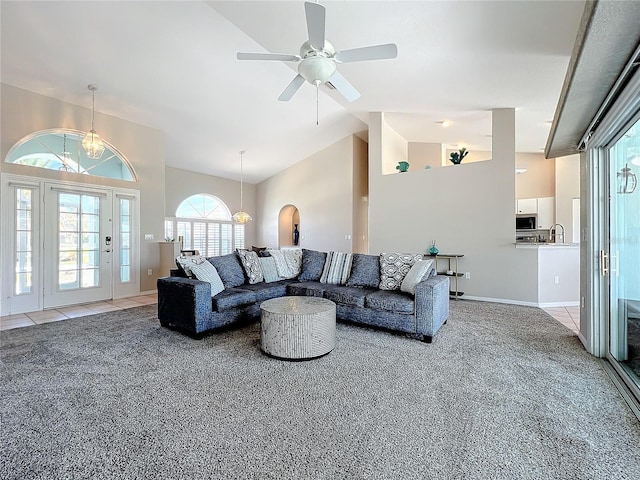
<box><xmin>429</xmin><ymin>244</ymin><xmax>439</xmax><ymax>255</ymax></box>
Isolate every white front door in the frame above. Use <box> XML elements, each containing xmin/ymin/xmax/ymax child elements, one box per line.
<box><xmin>43</xmin><ymin>184</ymin><xmax>113</xmax><ymax>308</ymax></box>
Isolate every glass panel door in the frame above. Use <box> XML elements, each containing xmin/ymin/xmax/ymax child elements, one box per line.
<box><xmin>44</xmin><ymin>185</ymin><xmax>113</xmax><ymax>308</ymax></box>
<box><xmin>608</xmin><ymin>117</ymin><xmax>640</xmax><ymax>389</ymax></box>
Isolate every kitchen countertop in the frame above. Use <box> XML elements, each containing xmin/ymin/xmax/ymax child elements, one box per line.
<box><xmin>515</xmin><ymin>243</ymin><xmax>579</xmax><ymax>248</ymax></box>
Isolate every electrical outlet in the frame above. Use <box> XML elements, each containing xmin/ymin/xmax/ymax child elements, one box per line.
<box><xmin>464</xmin><ymin>272</ymin><xmax>470</xmax><ymax>279</ymax></box>
<box><xmin>554</xmin><ymin>276</ymin><xmax>560</xmax><ymax>284</ymax></box>
<box><xmin>147</xmin><ymin>269</ymin><xmax>153</xmax><ymax>276</ymax></box>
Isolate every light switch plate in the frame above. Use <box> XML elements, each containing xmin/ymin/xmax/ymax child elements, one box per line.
<box><xmin>144</xmin><ymin>234</ymin><xmax>154</xmax><ymax>240</ymax></box>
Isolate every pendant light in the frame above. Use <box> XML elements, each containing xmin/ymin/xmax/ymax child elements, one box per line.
<box><xmin>232</xmin><ymin>150</ymin><xmax>252</xmax><ymax>224</ymax></box>
<box><xmin>82</xmin><ymin>84</ymin><xmax>105</xmax><ymax>159</ymax></box>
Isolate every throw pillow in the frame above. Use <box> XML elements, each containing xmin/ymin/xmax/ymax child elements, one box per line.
<box><xmin>259</xmin><ymin>257</ymin><xmax>280</xmax><ymax>283</ymax></box>
<box><xmin>175</xmin><ymin>255</ymin><xmax>208</xmax><ymax>278</ymax></box>
<box><xmin>400</xmin><ymin>259</ymin><xmax>434</xmax><ymax>295</ymax></box>
<box><xmin>379</xmin><ymin>253</ymin><xmax>423</xmax><ymax>291</ymax></box>
<box><xmin>252</xmin><ymin>246</ymin><xmax>270</xmax><ymax>257</ymax></box>
<box><xmin>282</xmin><ymin>248</ymin><xmax>303</xmax><ymax>277</ymax></box>
<box><xmin>236</xmin><ymin>249</ymin><xmax>264</xmax><ymax>284</ymax></box>
<box><xmin>320</xmin><ymin>251</ymin><xmax>353</xmax><ymax>285</ymax></box>
<box><xmin>207</xmin><ymin>253</ymin><xmax>246</xmax><ymax>288</ymax></box>
<box><xmin>298</xmin><ymin>249</ymin><xmax>327</xmax><ymax>282</ymax></box>
<box><xmin>346</xmin><ymin>253</ymin><xmax>381</xmax><ymax>288</ymax></box>
<box><xmin>190</xmin><ymin>261</ymin><xmax>225</xmax><ymax>297</ymax></box>
<box><xmin>267</xmin><ymin>250</ymin><xmax>295</xmax><ymax>278</ymax></box>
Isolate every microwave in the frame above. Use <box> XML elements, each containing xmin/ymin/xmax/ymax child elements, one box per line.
<box><xmin>516</xmin><ymin>214</ymin><xmax>537</xmax><ymax>230</ymax></box>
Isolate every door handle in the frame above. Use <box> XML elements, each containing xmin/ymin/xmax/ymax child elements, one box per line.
<box><xmin>599</xmin><ymin>249</ymin><xmax>608</xmax><ymax>276</ymax></box>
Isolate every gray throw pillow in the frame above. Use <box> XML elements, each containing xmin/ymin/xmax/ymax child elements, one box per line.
<box><xmin>207</xmin><ymin>253</ymin><xmax>246</xmax><ymax>288</ymax></box>
<box><xmin>297</xmin><ymin>249</ymin><xmax>327</xmax><ymax>282</ymax></box>
<box><xmin>346</xmin><ymin>253</ymin><xmax>381</xmax><ymax>288</ymax></box>
<box><xmin>236</xmin><ymin>249</ymin><xmax>264</xmax><ymax>284</ymax></box>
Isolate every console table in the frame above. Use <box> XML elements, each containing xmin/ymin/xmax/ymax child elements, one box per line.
<box><xmin>428</xmin><ymin>254</ymin><xmax>465</xmax><ymax>299</ymax></box>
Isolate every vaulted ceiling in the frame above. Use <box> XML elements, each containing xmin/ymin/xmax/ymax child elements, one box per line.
<box><xmin>1</xmin><ymin>1</ymin><xmax>585</xmax><ymax>183</ymax></box>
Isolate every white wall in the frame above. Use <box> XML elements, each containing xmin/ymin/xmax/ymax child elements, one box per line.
<box><xmin>255</xmin><ymin>135</ymin><xmax>356</xmax><ymax>252</ymax></box>
<box><xmin>369</xmin><ymin>109</ymin><xmax>541</xmax><ymax>304</ymax></box>
<box><xmin>1</xmin><ymin>84</ymin><xmax>165</xmax><ymax>293</ymax></box>
<box><xmin>555</xmin><ymin>154</ymin><xmax>580</xmax><ymax>242</ymax></box>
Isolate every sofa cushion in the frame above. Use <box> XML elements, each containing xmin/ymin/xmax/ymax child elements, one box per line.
<box><xmin>365</xmin><ymin>290</ymin><xmax>415</xmax><ymax>314</ymax></box>
<box><xmin>323</xmin><ymin>285</ymin><xmax>374</xmax><ymax>308</ymax></box>
<box><xmin>189</xmin><ymin>261</ymin><xmax>225</xmax><ymax>297</ymax></box>
<box><xmin>235</xmin><ymin>280</ymin><xmax>290</xmax><ymax>303</ymax></box>
<box><xmin>259</xmin><ymin>257</ymin><xmax>280</xmax><ymax>283</ymax></box>
<box><xmin>298</xmin><ymin>249</ymin><xmax>327</xmax><ymax>282</ymax></box>
<box><xmin>267</xmin><ymin>250</ymin><xmax>295</xmax><ymax>279</ymax></box>
<box><xmin>236</xmin><ymin>249</ymin><xmax>264</xmax><ymax>284</ymax></box>
<box><xmin>287</xmin><ymin>281</ymin><xmax>327</xmax><ymax>298</ymax></box>
<box><xmin>400</xmin><ymin>259</ymin><xmax>434</xmax><ymax>295</ymax></box>
<box><xmin>379</xmin><ymin>253</ymin><xmax>423</xmax><ymax>291</ymax></box>
<box><xmin>346</xmin><ymin>253</ymin><xmax>381</xmax><ymax>288</ymax></box>
<box><xmin>320</xmin><ymin>252</ymin><xmax>353</xmax><ymax>285</ymax></box>
<box><xmin>212</xmin><ymin>288</ymin><xmax>257</xmax><ymax>312</ymax></box>
<box><xmin>207</xmin><ymin>253</ymin><xmax>246</xmax><ymax>289</ymax></box>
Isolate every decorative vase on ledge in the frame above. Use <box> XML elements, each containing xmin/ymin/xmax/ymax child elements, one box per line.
<box><xmin>396</xmin><ymin>161</ymin><xmax>410</xmax><ymax>173</ymax></box>
<box><xmin>428</xmin><ymin>241</ymin><xmax>439</xmax><ymax>256</ymax></box>
<box><xmin>293</xmin><ymin>224</ymin><xmax>300</xmax><ymax>246</ymax></box>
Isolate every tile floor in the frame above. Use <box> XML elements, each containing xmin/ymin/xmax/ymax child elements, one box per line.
<box><xmin>542</xmin><ymin>306</ymin><xmax>580</xmax><ymax>335</ymax></box>
<box><xmin>0</xmin><ymin>294</ymin><xmax>158</xmax><ymax>331</ymax></box>
<box><xmin>1</xmin><ymin>295</ymin><xmax>579</xmax><ymax>335</ymax></box>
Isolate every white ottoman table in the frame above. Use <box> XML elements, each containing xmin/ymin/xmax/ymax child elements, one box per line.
<box><xmin>260</xmin><ymin>296</ymin><xmax>336</xmax><ymax>360</ymax></box>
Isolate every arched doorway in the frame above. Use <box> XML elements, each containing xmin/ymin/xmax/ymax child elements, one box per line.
<box><xmin>278</xmin><ymin>205</ymin><xmax>300</xmax><ymax>248</ymax></box>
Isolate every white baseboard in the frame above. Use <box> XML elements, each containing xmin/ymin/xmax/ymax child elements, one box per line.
<box><xmin>461</xmin><ymin>295</ymin><xmax>579</xmax><ymax>309</ymax></box>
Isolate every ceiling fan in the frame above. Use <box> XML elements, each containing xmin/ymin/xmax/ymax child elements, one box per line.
<box><xmin>237</xmin><ymin>1</ymin><xmax>398</xmax><ymax>102</ymax></box>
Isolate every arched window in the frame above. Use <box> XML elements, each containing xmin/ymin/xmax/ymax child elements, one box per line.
<box><xmin>5</xmin><ymin>129</ymin><xmax>136</xmax><ymax>181</ymax></box>
<box><xmin>165</xmin><ymin>194</ymin><xmax>244</xmax><ymax>256</ymax></box>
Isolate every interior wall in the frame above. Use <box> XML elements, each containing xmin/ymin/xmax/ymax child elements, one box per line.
<box><xmin>516</xmin><ymin>153</ymin><xmax>556</xmax><ymax>199</ymax></box>
<box><xmin>164</xmin><ymin>166</ymin><xmax>256</xmax><ymax>247</ymax></box>
<box><xmin>555</xmin><ymin>154</ymin><xmax>580</xmax><ymax>243</ymax></box>
<box><xmin>0</xmin><ymin>83</ymin><xmax>165</xmax><ymax>293</ymax></box>
<box><xmin>277</xmin><ymin>204</ymin><xmax>299</xmax><ymax>248</ymax></box>
<box><xmin>408</xmin><ymin>142</ymin><xmax>442</xmax><ymax>170</ymax></box>
<box><xmin>382</xmin><ymin>124</ymin><xmax>408</xmax><ymax>175</ymax></box>
<box><xmin>352</xmin><ymin>135</ymin><xmax>368</xmax><ymax>253</ymax></box>
<box><xmin>369</xmin><ymin>109</ymin><xmax>539</xmax><ymax>304</ymax></box>
<box><xmin>256</xmin><ymin>135</ymin><xmax>355</xmax><ymax>252</ymax></box>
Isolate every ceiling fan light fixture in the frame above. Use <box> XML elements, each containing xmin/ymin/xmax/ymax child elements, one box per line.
<box><xmin>298</xmin><ymin>56</ymin><xmax>336</xmax><ymax>85</ymax></box>
<box><xmin>82</xmin><ymin>84</ymin><xmax>105</xmax><ymax>159</ymax></box>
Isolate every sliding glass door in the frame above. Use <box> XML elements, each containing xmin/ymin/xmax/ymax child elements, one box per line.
<box><xmin>607</xmin><ymin>118</ymin><xmax>640</xmax><ymax>391</ymax></box>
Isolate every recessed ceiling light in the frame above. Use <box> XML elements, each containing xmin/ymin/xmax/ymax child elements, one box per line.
<box><xmin>442</xmin><ymin>120</ymin><xmax>451</xmax><ymax>127</ymax></box>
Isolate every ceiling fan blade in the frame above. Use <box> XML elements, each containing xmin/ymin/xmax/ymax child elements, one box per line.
<box><xmin>237</xmin><ymin>52</ymin><xmax>301</xmax><ymax>62</ymax></box>
<box><xmin>335</xmin><ymin>43</ymin><xmax>398</xmax><ymax>63</ymax></box>
<box><xmin>278</xmin><ymin>74</ymin><xmax>306</xmax><ymax>101</ymax></box>
<box><xmin>304</xmin><ymin>1</ymin><xmax>326</xmax><ymax>50</ymax></box>
<box><xmin>327</xmin><ymin>71</ymin><xmax>360</xmax><ymax>102</ymax></box>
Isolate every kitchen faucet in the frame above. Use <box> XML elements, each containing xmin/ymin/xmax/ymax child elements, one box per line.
<box><xmin>549</xmin><ymin>223</ymin><xmax>565</xmax><ymax>243</ymax></box>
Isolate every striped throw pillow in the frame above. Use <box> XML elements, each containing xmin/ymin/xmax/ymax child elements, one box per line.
<box><xmin>190</xmin><ymin>261</ymin><xmax>225</xmax><ymax>297</ymax></box>
<box><xmin>320</xmin><ymin>252</ymin><xmax>353</xmax><ymax>285</ymax></box>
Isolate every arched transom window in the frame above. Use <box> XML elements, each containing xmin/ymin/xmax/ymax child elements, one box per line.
<box><xmin>5</xmin><ymin>129</ymin><xmax>136</xmax><ymax>181</ymax></box>
<box><xmin>165</xmin><ymin>194</ymin><xmax>244</xmax><ymax>256</ymax></box>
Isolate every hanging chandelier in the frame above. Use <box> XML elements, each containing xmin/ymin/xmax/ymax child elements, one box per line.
<box><xmin>232</xmin><ymin>150</ymin><xmax>252</xmax><ymax>224</ymax></box>
<box><xmin>81</xmin><ymin>84</ymin><xmax>105</xmax><ymax>159</ymax></box>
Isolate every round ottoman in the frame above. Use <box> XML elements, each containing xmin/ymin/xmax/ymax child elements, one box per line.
<box><xmin>260</xmin><ymin>296</ymin><xmax>336</xmax><ymax>360</ymax></box>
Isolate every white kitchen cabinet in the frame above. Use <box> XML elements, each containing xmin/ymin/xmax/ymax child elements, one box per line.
<box><xmin>516</xmin><ymin>198</ymin><xmax>538</xmax><ymax>214</ymax></box>
<box><xmin>537</xmin><ymin>197</ymin><xmax>555</xmax><ymax>229</ymax></box>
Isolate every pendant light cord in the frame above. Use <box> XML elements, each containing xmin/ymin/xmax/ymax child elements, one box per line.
<box><xmin>316</xmin><ymin>83</ymin><xmax>319</xmax><ymax>126</ymax></box>
<box><xmin>239</xmin><ymin>150</ymin><xmax>245</xmax><ymax>210</ymax></box>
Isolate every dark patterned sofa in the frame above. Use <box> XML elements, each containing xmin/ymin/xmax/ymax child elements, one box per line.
<box><xmin>157</xmin><ymin>249</ymin><xmax>450</xmax><ymax>343</ymax></box>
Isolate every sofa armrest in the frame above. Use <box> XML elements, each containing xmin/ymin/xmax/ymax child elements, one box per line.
<box><xmin>157</xmin><ymin>276</ymin><xmax>212</xmax><ymax>332</ymax></box>
<box><xmin>414</xmin><ymin>275</ymin><xmax>450</xmax><ymax>337</ymax></box>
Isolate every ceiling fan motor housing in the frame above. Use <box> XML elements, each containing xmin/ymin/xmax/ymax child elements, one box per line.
<box><xmin>298</xmin><ymin>40</ymin><xmax>337</xmax><ymax>84</ymax></box>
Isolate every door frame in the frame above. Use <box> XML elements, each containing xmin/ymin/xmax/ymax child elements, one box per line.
<box><xmin>0</xmin><ymin>173</ymin><xmax>140</xmax><ymax>315</ymax></box>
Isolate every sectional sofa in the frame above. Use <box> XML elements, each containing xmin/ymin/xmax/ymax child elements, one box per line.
<box><xmin>157</xmin><ymin>249</ymin><xmax>450</xmax><ymax>343</ymax></box>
